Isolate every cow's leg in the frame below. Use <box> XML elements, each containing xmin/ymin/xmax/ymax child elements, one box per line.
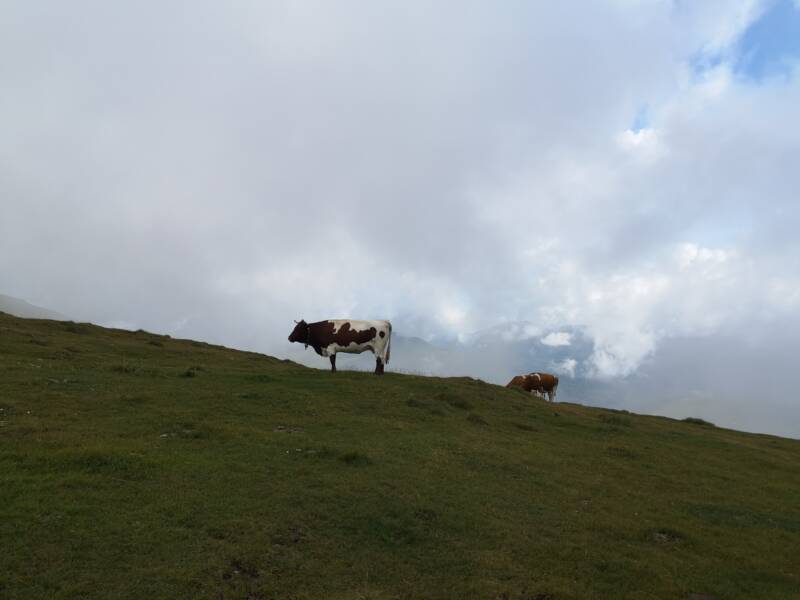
<box><xmin>330</xmin><ymin>354</ymin><xmax>336</xmax><ymax>373</ymax></box>
<box><xmin>375</xmin><ymin>357</ymin><xmax>384</xmax><ymax>375</ymax></box>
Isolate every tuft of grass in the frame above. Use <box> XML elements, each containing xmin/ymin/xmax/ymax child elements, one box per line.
<box><xmin>338</xmin><ymin>451</ymin><xmax>372</xmax><ymax>466</ymax></box>
<box><xmin>436</xmin><ymin>391</ymin><xmax>473</xmax><ymax>410</ymax></box>
<box><xmin>63</xmin><ymin>322</ymin><xmax>89</xmax><ymax>334</ymax></box>
<box><xmin>180</xmin><ymin>366</ymin><xmax>206</xmax><ymax>378</ymax></box>
<box><xmin>466</xmin><ymin>413</ymin><xmax>489</xmax><ymax>426</ymax></box>
<box><xmin>406</xmin><ymin>397</ymin><xmax>425</xmax><ymax>408</ymax></box>
<box><xmin>605</xmin><ymin>446</ymin><xmax>637</xmax><ymax>459</ymax></box>
<box><xmin>599</xmin><ymin>413</ymin><xmax>633</xmax><ymax>427</ymax></box>
<box><xmin>683</xmin><ymin>417</ymin><xmax>716</xmax><ymax>427</ymax></box>
<box><xmin>247</xmin><ymin>373</ymin><xmax>274</xmax><ymax>383</ymax></box>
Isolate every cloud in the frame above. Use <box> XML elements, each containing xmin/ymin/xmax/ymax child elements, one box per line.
<box><xmin>551</xmin><ymin>358</ymin><xmax>578</xmax><ymax>378</ymax></box>
<box><xmin>541</xmin><ymin>332</ymin><xmax>572</xmax><ymax>347</ymax></box>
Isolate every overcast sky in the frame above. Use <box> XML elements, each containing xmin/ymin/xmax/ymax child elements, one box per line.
<box><xmin>2</xmin><ymin>1</ymin><xmax>799</xmax><ymax>436</ymax></box>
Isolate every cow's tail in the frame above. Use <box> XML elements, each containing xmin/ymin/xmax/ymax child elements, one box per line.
<box><xmin>384</xmin><ymin>322</ymin><xmax>392</xmax><ymax>365</ymax></box>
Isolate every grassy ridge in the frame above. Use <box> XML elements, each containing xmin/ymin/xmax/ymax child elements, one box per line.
<box><xmin>1</xmin><ymin>312</ymin><xmax>799</xmax><ymax>599</ymax></box>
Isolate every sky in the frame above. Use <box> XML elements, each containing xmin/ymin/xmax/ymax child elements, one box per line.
<box><xmin>2</xmin><ymin>1</ymin><xmax>799</xmax><ymax>436</ymax></box>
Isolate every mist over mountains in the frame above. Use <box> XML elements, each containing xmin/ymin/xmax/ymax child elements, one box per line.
<box><xmin>292</xmin><ymin>319</ymin><xmax>800</xmax><ymax>439</ymax></box>
<box><xmin>0</xmin><ymin>294</ymin><xmax>67</xmax><ymax>321</ymax></box>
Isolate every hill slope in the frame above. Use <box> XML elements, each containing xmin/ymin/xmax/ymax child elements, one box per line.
<box><xmin>0</xmin><ymin>294</ymin><xmax>67</xmax><ymax>321</ymax></box>
<box><xmin>1</xmin><ymin>312</ymin><xmax>799</xmax><ymax>600</ymax></box>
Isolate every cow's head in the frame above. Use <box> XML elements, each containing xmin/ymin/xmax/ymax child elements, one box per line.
<box><xmin>288</xmin><ymin>320</ymin><xmax>308</xmax><ymax>344</ymax></box>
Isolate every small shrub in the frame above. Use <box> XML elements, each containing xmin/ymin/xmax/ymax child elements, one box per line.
<box><xmin>683</xmin><ymin>417</ymin><xmax>715</xmax><ymax>427</ymax></box>
<box><xmin>63</xmin><ymin>322</ymin><xmax>89</xmax><ymax>334</ymax></box>
<box><xmin>181</xmin><ymin>366</ymin><xmax>205</xmax><ymax>378</ymax></box>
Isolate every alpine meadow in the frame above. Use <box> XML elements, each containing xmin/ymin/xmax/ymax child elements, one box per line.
<box><xmin>2</xmin><ymin>312</ymin><xmax>798</xmax><ymax>599</ymax></box>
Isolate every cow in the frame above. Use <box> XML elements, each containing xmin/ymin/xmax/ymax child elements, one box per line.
<box><xmin>506</xmin><ymin>372</ymin><xmax>559</xmax><ymax>402</ymax></box>
<box><xmin>288</xmin><ymin>319</ymin><xmax>392</xmax><ymax>374</ymax></box>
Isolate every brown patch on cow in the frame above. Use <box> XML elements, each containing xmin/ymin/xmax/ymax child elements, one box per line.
<box><xmin>310</xmin><ymin>321</ymin><xmax>377</xmax><ymax>348</ymax></box>
<box><xmin>379</xmin><ymin>330</ymin><xmax>386</xmax><ymax>338</ymax></box>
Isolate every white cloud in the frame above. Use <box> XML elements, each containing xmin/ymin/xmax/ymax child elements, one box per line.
<box><xmin>551</xmin><ymin>358</ymin><xmax>578</xmax><ymax>378</ymax></box>
<box><xmin>541</xmin><ymin>332</ymin><xmax>572</xmax><ymax>347</ymax></box>
<box><xmin>616</xmin><ymin>127</ymin><xmax>666</xmax><ymax>162</ymax></box>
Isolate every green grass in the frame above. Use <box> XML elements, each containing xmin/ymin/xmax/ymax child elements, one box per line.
<box><xmin>1</xmin><ymin>311</ymin><xmax>799</xmax><ymax>599</ymax></box>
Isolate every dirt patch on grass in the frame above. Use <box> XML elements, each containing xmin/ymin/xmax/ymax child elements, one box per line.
<box><xmin>272</xmin><ymin>425</ymin><xmax>304</xmax><ymax>434</ymax></box>
<box><xmin>647</xmin><ymin>528</ymin><xmax>685</xmax><ymax>544</ymax></box>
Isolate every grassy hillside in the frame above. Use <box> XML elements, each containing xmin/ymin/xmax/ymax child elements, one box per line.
<box><xmin>1</xmin><ymin>312</ymin><xmax>799</xmax><ymax>600</ymax></box>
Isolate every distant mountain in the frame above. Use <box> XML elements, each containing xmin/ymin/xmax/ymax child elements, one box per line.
<box><xmin>0</xmin><ymin>294</ymin><xmax>67</xmax><ymax>321</ymax></box>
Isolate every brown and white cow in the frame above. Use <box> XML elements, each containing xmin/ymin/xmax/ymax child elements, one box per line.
<box><xmin>288</xmin><ymin>319</ymin><xmax>392</xmax><ymax>374</ymax></box>
<box><xmin>506</xmin><ymin>372</ymin><xmax>559</xmax><ymax>402</ymax></box>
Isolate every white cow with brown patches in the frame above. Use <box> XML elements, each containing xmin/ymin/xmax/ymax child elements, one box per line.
<box><xmin>288</xmin><ymin>319</ymin><xmax>392</xmax><ymax>374</ymax></box>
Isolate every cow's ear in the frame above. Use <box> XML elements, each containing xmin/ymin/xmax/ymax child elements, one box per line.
<box><xmin>294</xmin><ymin>320</ymin><xmax>299</xmax><ymax>324</ymax></box>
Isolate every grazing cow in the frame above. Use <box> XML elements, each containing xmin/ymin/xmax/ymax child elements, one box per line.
<box><xmin>288</xmin><ymin>319</ymin><xmax>392</xmax><ymax>374</ymax></box>
<box><xmin>506</xmin><ymin>372</ymin><xmax>559</xmax><ymax>402</ymax></box>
